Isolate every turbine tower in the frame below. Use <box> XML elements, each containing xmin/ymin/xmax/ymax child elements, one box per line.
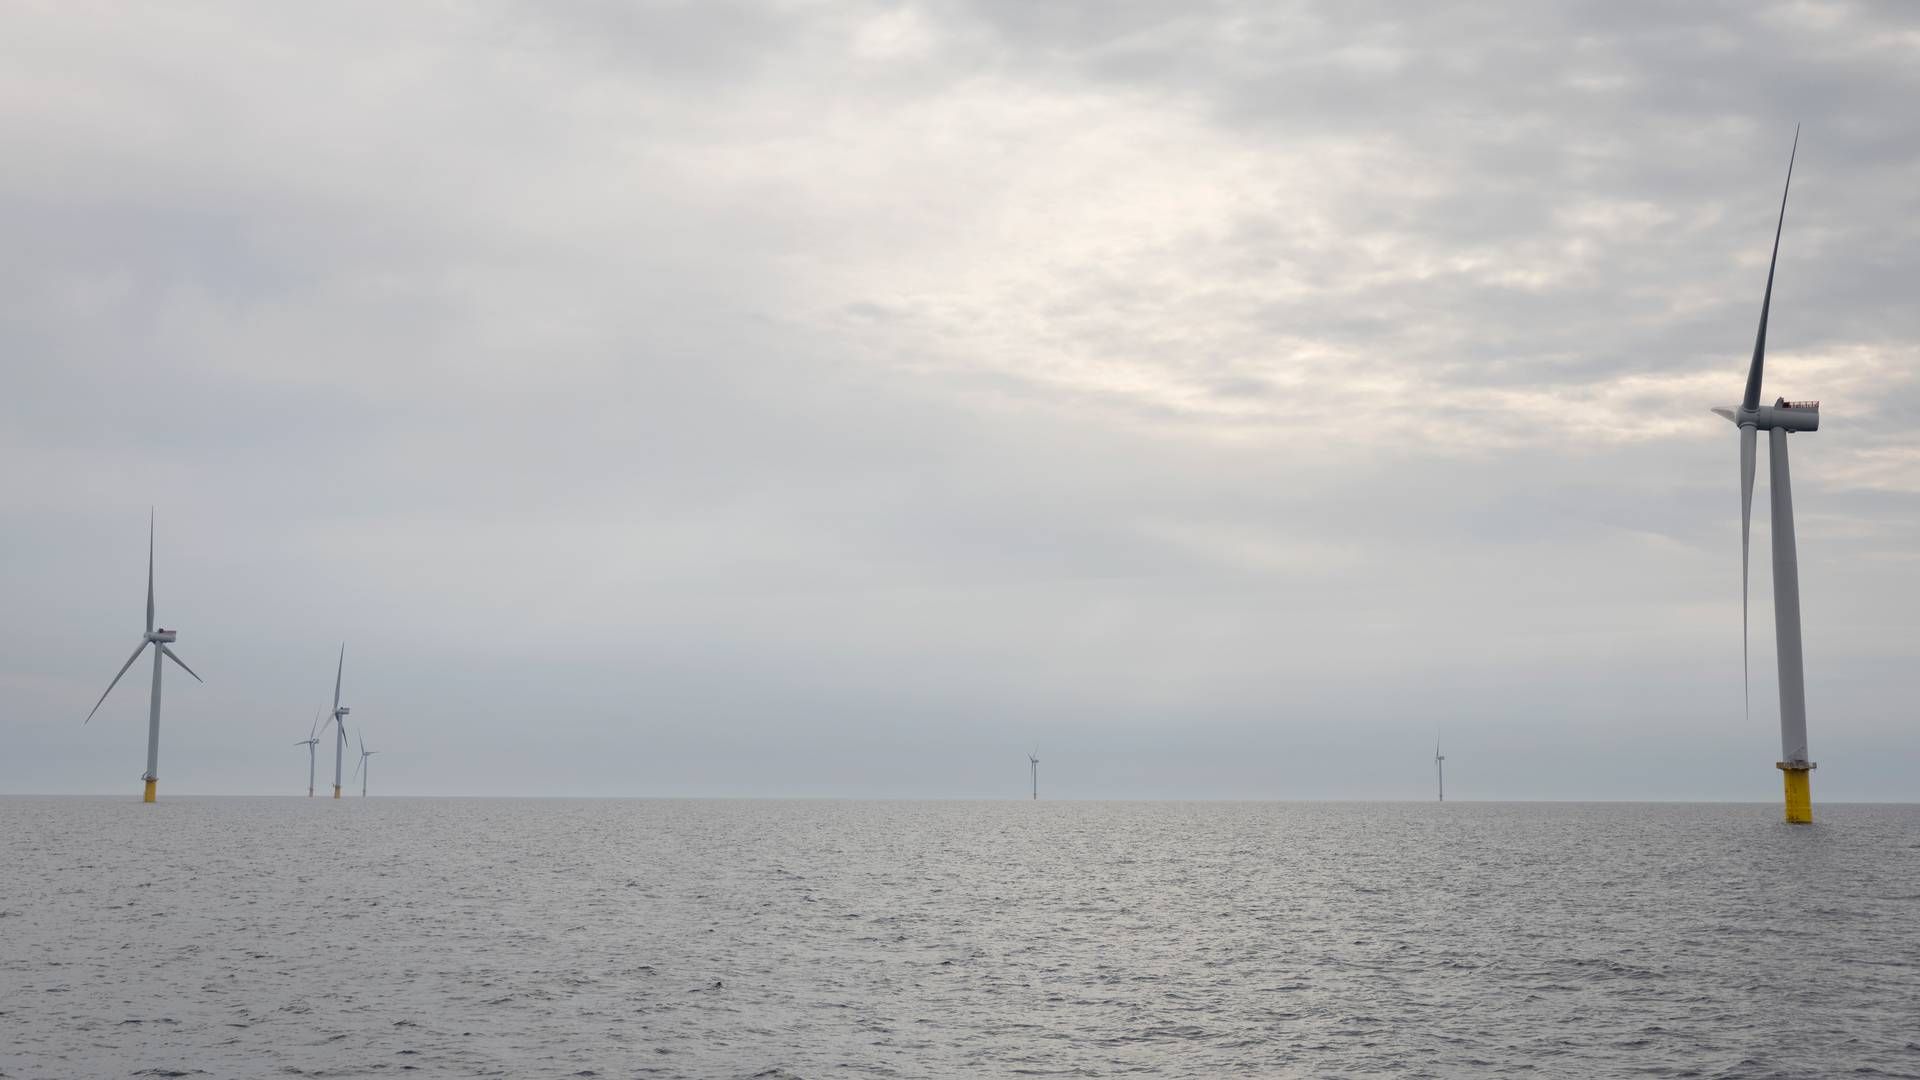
<box><xmin>354</xmin><ymin>734</ymin><xmax>377</xmax><ymax>798</ymax></box>
<box><xmin>1434</xmin><ymin>736</ymin><xmax>1445</xmax><ymax>803</ymax></box>
<box><xmin>326</xmin><ymin>644</ymin><xmax>351</xmax><ymax>799</ymax></box>
<box><xmin>1029</xmin><ymin>750</ymin><xmax>1039</xmax><ymax>801</ymax></box>
<box><xmin>1710</xmin><ymin>128</ymin><xmax>1821</xmax><ymax>824</ymax></box>
<box><xmin>297</xmin><ymin>710</ymin><xmax>322</xmax><ymax>797</ymax></box>
<box><xmin>84</xmin><ymin>511</ymin><xmax>204</xmax><ymax>803</ymax></box>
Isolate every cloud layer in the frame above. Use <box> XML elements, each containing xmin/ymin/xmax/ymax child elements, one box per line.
<box><xmin>4</xmin><ymin>1</ymin><xmax>1918</xmax><ymax>798</ymax></box>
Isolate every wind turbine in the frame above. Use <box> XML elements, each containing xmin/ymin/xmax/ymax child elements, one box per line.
<box><xmin>1029</xmin><ymin>750</ymin><xmax>1039</xmax><ymax>801</ymax></box>
<box><xmin>1434</xmin><ymin>735</ymin><xmax>1445</xmax><ymax>803</ymax></box>
<box><xmin>325</xmin><ymin>644</ymin><xmax>351</xmax><ymax>799</ymax></box>
<box><xmin>296</xmin><ymin>709</ymin><xmax>323</xmax><ymax>797</ymax></box>
<box><xmin>1711</xmin><ymin>128</ymin><xmax>1821</xmax><ymax>824</ymax></box>
<box><xmin>84</xmin><ymin>510</ymin><xmax>203</xmax><ymax>803</ymax></box>
<box><xmin>354</xmin><ymin>733</ymin><xmax>377</xmax><ymax>798</ymax></box>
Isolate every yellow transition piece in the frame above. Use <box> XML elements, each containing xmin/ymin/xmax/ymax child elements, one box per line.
<box><xmin>333</xmin><ymin>785</ymin><xmax>342</xmax><ymax>799</ymax></box>
<box><xmin>142</xmin><ymin>778</ymin><xmax>157</xmax><ymax>803</ymax></box>
<box><xmin>1779</xmin><ymin>765</ymin><xmax>1812</xmax><ymax>824</ymax></box>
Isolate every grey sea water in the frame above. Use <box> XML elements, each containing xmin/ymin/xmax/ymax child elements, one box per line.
<box><xmin>3</xmin><ymin>799</ymin><xmax>1918</xmax><ymax>1079</ymax></box>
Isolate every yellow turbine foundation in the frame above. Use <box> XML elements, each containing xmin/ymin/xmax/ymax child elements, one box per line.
<box><xmin>333</xmin><ymin>785</ymin><xmax>342</xmax><ymax>799</ymax></box>
<box><xmin>1778</xmin><ymin>764</ymin><xmax>1812</xmax><ymax>824</ymax></box>
<box><xmin>142</xmin><ymin>778</ymin><xmax>157</xmax><ymax>803</ymax></box>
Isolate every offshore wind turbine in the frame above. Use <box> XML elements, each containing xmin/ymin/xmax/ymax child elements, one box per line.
<box><xmin>297</xmin><ymin>710</ymin><xmax>323</xmax><ymax>797</ymax></box>
<box><xmin>354</xmin><ymin>734</ymin><xmax>377</xmax><ymax>798</ymax></box>
<box><xmin>84</xmin><ymin>511</ymin><xmax>203</xmax><ymax>803</ymax></box>
<box><xmin>325</xmin><ymin>644</ymin><xmax>351</xmax><ymax>799</ymax></box>
<box><xmin>1029</xmin><ymin>750</ymin><xmax>1039</xmax><ymax>801</ymax></box>
<box><xmin>1434</xmin><ymin>736</ymin><xmax>1445</xmax><ymax>803</ymax></box>
<box><xmin>1710</xmin><ymin>128</ymin><xmax>1822</xmax><ymax>824</ymax></box>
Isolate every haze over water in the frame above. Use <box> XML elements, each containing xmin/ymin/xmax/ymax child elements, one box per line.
<box><xmin>4</xmin><ymin>798</ymin><xmax>1917</xmax><ymax>1078</ymax></box>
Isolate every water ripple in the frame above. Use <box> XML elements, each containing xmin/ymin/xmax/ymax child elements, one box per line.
<box><xmin>2</xmin><ymin>798</ymin><xmax>1918</xmax><ymax>1078</ymax></box>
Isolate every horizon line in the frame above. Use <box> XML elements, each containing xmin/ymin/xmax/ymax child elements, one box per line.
<box><xmin>3</xmin><ymin>793</ymin><xmax>1918</xmax><ymax>805</ymax></box>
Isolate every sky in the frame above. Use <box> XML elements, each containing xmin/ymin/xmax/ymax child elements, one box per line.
<box><xmin>3</xmin><ymin>1</ymin><xmax>1918</xmax><ymax>800</ymax></box>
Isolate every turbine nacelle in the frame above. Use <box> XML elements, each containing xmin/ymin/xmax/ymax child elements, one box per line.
<box><xmin>1713</xmin><ymin>400</ymin><xmax>1819</xmax><ymax>432</ymax></box>
<box><xmin>335</xmin><ymin>706</ymin><xmax>352</xmax><ymax>718</ymax></box>
<box><xmin>145</xmin><ymin>629</ymin><xmax>178</xmax><ymax>643</ymax></box>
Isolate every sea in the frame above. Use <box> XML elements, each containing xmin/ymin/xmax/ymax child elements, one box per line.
<box><xmin>2</xmin><ymin>798</ymin><xmax>1917</xmax><ymax>1079</ymax></box>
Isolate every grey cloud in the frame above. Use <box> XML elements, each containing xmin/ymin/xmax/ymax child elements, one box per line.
<box><xmin>2</xmin><ymin>1</ymin><xmax>1918</xmax><ymax>800</ymax></box>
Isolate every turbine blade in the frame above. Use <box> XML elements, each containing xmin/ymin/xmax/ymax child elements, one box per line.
<box><xmin>1741</xmin><ymin>126</ymin><xmax>1798</xmax><ymax>412</ymax></box>
<box><xmin>160</xmin><ymin>645</ymin><xmax>203</xmax><ymax>683</ymax></box>
<box><xmin>85</xmin><ymin>641</ymin><xmax>151</xmax><ymax>723</ymax></box>
<box><xmin>146</xmin><ymin>509</ymin><xmax>156</xmax><ymax>634</ymax></box>
<box><xmin>1740</xmin><ymin>423</ymin><xmax>1757</xmax><ymax>725</ymax></box>
<box><xmin>332</xmin><ymin>643</ymin><xmax>345</xmax><ymax>716</ymax></box>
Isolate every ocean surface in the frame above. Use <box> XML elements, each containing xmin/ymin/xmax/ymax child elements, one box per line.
<box><xmin>2</xmin><ymin>799</ymin><xmax>1917</xmax><ymax>1079</ymax></box>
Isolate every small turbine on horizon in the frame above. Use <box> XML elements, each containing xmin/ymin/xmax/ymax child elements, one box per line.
<box><xmin>353</xmin><ymin>733</ymin><xmax>377</xmax><ymax>798</ymax></box>
<box><xmin>1029</xmin><ymin>750</ymin><xmax>1039</xmax><ymax>801</ymax></box>
<box><xmin>297</xmin><ymin>709</ymin><xmax>323</xmax><ymax>797</ymax></box>
<box><xmin>84</xmin><ymin>511</ymin><xmax>203</xmax><ymax>803</ymax></box>
<box><xmin>325</xmin><ymin>644</ymin><xmax>351</xmax><ymax>799</ymax></box>
<box><xmin>1435</xmin><ymin>735</ymin><xmax>1445</xmax><ymax>803</ymax></box>
<box><xmin>1709</xmin><ymin>128</ymin><xmax>1821</xmax><ymax>824</ymax></box>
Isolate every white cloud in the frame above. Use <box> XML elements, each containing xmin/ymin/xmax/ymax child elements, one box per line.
<box><xmin>3</xmin><ymin>0</ymin><xmax>1919</xmax><ymax>798</ymax></box>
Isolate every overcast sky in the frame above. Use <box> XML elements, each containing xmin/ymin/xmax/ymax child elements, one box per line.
<box><xmin>4</xmin><ymin>1</ymin><xmax>1918</xmax><ymax>800</ymax></box>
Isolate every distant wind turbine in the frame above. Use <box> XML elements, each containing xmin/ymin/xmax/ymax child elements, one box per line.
<box><xmin>297</xmin><ymin>709</ymin><xmax>323</xmax><ymax>797</ymax></box>
<box><xmin>1709</xmin><ymin>128</ymin><xmax>1821</xmax><ymax>824</ymax></box>
<box><xmin>1029</xmin><ymin>750</ymin><xmax>1039</xmax><ymax>801</ymax></box>
<box><xmin>325</xmin><ymin>644</ymin><xmax>351</xmax><ymax>799</ymax></box>
<box><xmin>84</xmin><ymin>511</ymin><xmax>203</xmax><ymax>803</ymax></box>
<box><xmin>1435</xmin><ymin>735</ymin><xmax>1445</xmax><ymax>803</ymax></box>
<box><xmin>354</xmin><ymin>733</ymin><xmax>377</xmax><ymax>798</ymax></box>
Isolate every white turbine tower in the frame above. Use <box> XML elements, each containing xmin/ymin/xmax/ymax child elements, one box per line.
<box><xmin>354</xmin><ymin>733</ymin><xmax>377</xmax><ymax>798</ymax></box>
<box><xmin>297</xmin><ymin>710</ymin><xmax>323</xmax><ymax>797</ymax></box>
<box><xmin>84</xmin><ymin>511</ymin><xmax>203</xmax><ymax>803</ymax></box>
<box><xmin>1029</xmin><ymin>750</ymin><xmax>1039</xmax><ymax>801</ymax></box>
<box><xmin>1434</xmin><ymin>736</ymin><xmax>1445</xmax><ymax>803</ymax></box>
<box><xmin>1711</xmin><ymin>129</ymin><xmax>1821</xmax><ymax>824</ymax></box>
<box><xmin>326</xmin><ymin>644</ymin><xmax>351</xmax><ymax>799</ymax></box>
